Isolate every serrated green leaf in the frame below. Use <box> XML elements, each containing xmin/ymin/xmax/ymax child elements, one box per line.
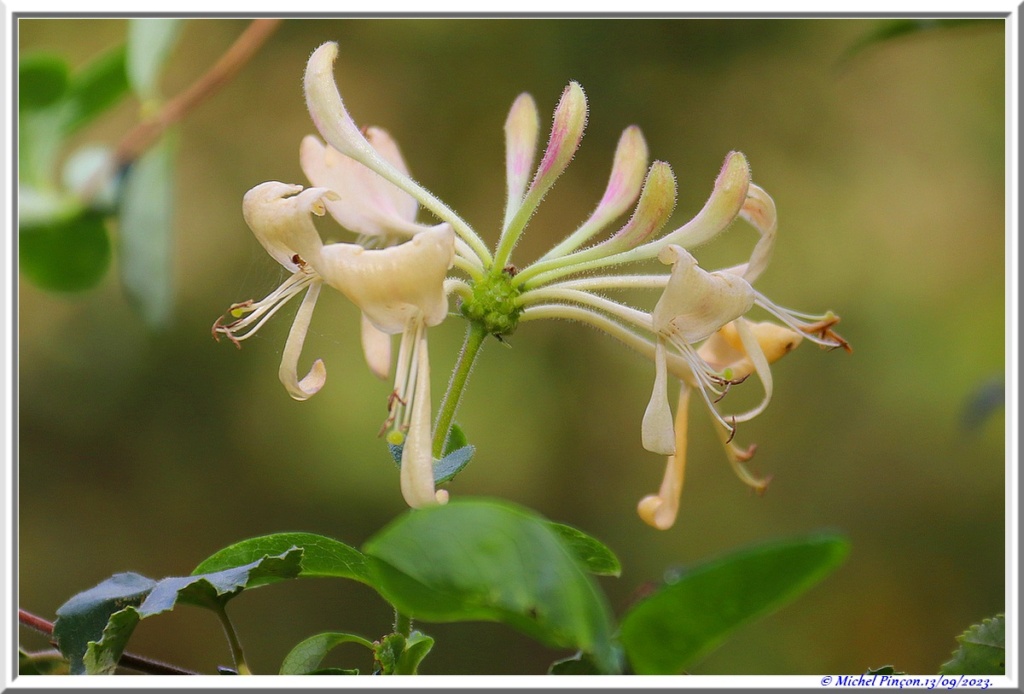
<box><xmin>939</xmin><ymin>614</ymin><xmax>1005</xmax><ymax>675</ymax></box>
<box><xmin>53</xmin><ymin>572</ymin><xmax>156</xmax><ymax>674</ymax></box>
<box><xmin>192</xmin><ymin>532</ymin><xmax>371</xmax><ymax>586</ymax></box>
<box><xmin>279</xmin><ymin>631</ymin><xmax>375</xmax><ymax>675</ymax></box>
<box><xmin>62</xmin><ymin>45</ymin><xmax>130</xmax><ymax>135</ymax></box>
<box><xmin>118</xmin><ymin>134</ymin><xmax>176</xmax><ymax>329</ymax></box>
<box><xmin>19</xmin><ymin>53</ymin><xmax>70</xmax><ymax>110</ymax></box>
<box><xmin>19</xmin><ymin>209</ymin><xmax>111</xmax><ymax>292</ymax></box>
<box><xmin>363</xmin><ymin>499</ymin><xmax>619</xmax><ymax>674</ymax></box>
<box><xmin>127</xmin><ymin>18</ymin><xmax>184</xmax><ymax>102</ymax></box>
<box><xmin>619</xmin><ymin>534</ymin><xmax>849</xmax><ymax>674</ymax></box>
<box><xmin>547</xmin><ymin>522</ymin><xmax>621</xmax><ymax>577</ymax></box>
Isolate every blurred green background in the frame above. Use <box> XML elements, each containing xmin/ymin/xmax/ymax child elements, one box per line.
<box><xmin>17</xmin><ymin>18</ymin><xmax>1005</xmax><ymax>675</ymax></box>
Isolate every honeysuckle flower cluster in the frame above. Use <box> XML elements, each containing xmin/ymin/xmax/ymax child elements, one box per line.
<box><xmin>214</xmin><ymin>41</ymin><xmax>849</xmax><ymax>527</ymax></box>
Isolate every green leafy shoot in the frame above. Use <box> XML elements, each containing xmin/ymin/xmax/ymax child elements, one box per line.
<box><xmin>939</xmin><ymin>614</ymin><xmax>1005</xmax><ymax>675</ymax></box>
<box><xmin>618</xmin><ymin>534</ymin><xmax>850</xmax><ymax>674</ymax></box>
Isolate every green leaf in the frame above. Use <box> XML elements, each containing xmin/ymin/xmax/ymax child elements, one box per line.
<box><xmin>192</xmin><ymin>532</ymin><xmax>371</xmax><ymax>586</ymax></box>
<box><xmin>362</xmin><ymin>499</ymin><xmax>619</xmax><ymax>673</ymax></box>
<box><xmin>52</xmin><ymin>572</ymin><xmax>156</xmax><ymax>675</ymax></box>
<box><xmin>62</xmin><ymin>45</ymin><xmax>130</xmax><ymax>135</ymax></box>
<box><xmin>118</xmin><ymin>134</ymin><xmax>176</xmax><ymax>329</ymax></box>
<box><xmin>19</xmin><ymin>649</ymin><xmax>71</xmax><ymax>675</ymax></box>
<box><xmin>547</xmin><ymin>522</ymin><xmax>621</xmax><ymax>577</ymax></box>
<box><xmin>19</xmin><ymin>53</ymin><xmax>70</xmax><ymax>110</ymax></box>
<box><xmin>395</xmin><ymin>630</ymin><xmax>434</xmax><ymax>675</ymax></box>
<box><xmin>619</xmin><ymin>534</ymin><xmax>850</xmax><ymax>674</ymax></box>
<box><xmin>19</xmin><ymin>209</ymin><xmax>111</xmax><ymax>292</ymax></box>
<box><xmin>939</xmin><ymin>614</ymin><xmax>1005</xmax><ymax>675</ymax></box>
<box><xmin>55</xmin><ymin>550</ymin><xmax>302</xmax><ymax>674</ymax></box>
<box><xmin>867</xmin><ymin>665</ymin><xmax>904</xmax><ymax>675</ymax></box>
<box><xmin>279</xmin><ymin>631</ymin><xmax>375</xmax><ymax>675</ymax></box>
<box><xmin>387</xmin><ymin>422</ymin><xmax>475</xmax><ymax>484</ymax></box>
<box><xmin>127</xmin><ymin>18</ymin><xmax>184</xmax><ymax>102</ymax></box>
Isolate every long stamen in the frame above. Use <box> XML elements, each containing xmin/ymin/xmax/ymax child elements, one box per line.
<box><xmin>755</xmin><ymin>293</ymin><xmax>851</xmax><ymax>352</ymax></box>
<box><xmin>213</xmin><ymin>271</ymin><xmax>315</xmax><ymax>344</ymax></box>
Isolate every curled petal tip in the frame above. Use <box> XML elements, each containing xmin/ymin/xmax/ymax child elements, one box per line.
<box><xmin>637</xmin><ymin>495</ymin><xmax>676</xmax><ymax>530</ymax></box>
<box><xmin>284</xmin><ymin>358</ymin><xmax>327</xmax><ymax>401</ymax></box>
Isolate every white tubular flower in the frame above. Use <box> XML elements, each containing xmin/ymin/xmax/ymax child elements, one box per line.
<box><xmin>637</xmin><ymin>319</ymin><xmax>804</xmax><ymax>530</ymax></box>
<box><xmin>214</xmin><ymin>182</ymin><xmax>340</xmax><ymax>401</ymax></box>
<box><xmin>642</xmin><ymin>244</ymin><xmax>756</xmax><ymax>453</ymax></box>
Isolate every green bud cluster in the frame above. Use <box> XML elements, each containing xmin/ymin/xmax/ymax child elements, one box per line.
<box><xmin>460</xmin><ymin>268</ymin><xmax>523</xmax><ymax>337</ymax></box>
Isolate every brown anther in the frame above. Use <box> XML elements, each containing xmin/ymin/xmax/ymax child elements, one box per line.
<box><xmin>228</xmin><ymin>299</ymin><xmax>254</xmax><ymax>313</ymax></box>
<box><xmin>799</xmin><ymin>316</ymin><xmax>852</xmax><ymax>354</ymax></box>
<box><xmin>503</xmin><ymin>264</ymin><xmax>519</xmax><ymax>277</ymax></box>
<box><xmin>724</xmin><ymin>417</ymin><xmax>738</xmax><ymax>444</ymax></box>
<box><xmin>291</xmin><ymin>254</ymin><xmax>307</xmax><ymax>269</ymax></box>
<box><xmin>386</xmin><ymin>389</ymin><xmax>407</xmax><ymax>411</ymax></box>
<box><xmin>211</xmin><ymin>316</ymin><xmax>243</xmax><ymax>349</ymax></box>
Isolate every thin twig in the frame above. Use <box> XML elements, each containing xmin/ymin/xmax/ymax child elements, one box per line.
<box><xmin>19</xmin><ymin>608</ymin><xmax>198</xmax><ymax>676</ymax></box>
<box><xmin>113</xmin><ymin>18</ymin><xmax>283</xmax><ymax>169</ymax></box>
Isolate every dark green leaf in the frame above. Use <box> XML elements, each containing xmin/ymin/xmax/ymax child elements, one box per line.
<box><xmin>19</xmin><ymin>209</ymin><xmax>111</xmax><ymax>292</ymax></box>
<box><xmin>939</xmin><ymin>614</ymin><xmax>1005</xmax><ymax>675</ymax></box>
<box><xmin>119</xmin><ymin>134</ymin><xmax>176</xmax><ymax>329</ymax></box>
<box><xmin>363</xmin><ymin>499</ymin><xmax>619</xmax><ymax>673</ymax></box>
<box><xmin>19</xmin><ymin>53</ymin><xmax>69</xmax><ymax>110</ymax></box>
<box><xmin>53</xmin><ymin>572</ymin><xmax>156</xmax><ymax>675</ymax></box>
<box><xmin>279</xmin><ymin>631</ymin><xmax>375</xmax><ymax>675</ymax></box>
<box><xmin>127</xmin><ymin>18</ymin><xmax>184</xmax><ymax>101</ymax></box>
<box><xmin>547</xmin><ymin>522</ymin><xmax>621</xmax><ymax>577</ymax></box>
<box><xmin>62</xmin><ymin>45</ymin><xmax>130</xmax><ymax>135</ymax></box>
<box><xmin>619</xmin><ymin>534</ymin><xmax>849</xmax><ymax>674</ymax></box>
<box><xmin>192</xmin><ymin>532</ymin><xmax>371</xmax><ymax>586</ymax></box>
<box><xmin>55</xmin><ymin>551</ymin><xmax>302</xmax><ymax>675</ymax></box>
<box><xmin>548</xmin><ymin>651</ymin><xmax>602</xmax><ymax>674</ymax></box>
<box><xmin>867</xmin><ymin>665</ymin><xmax>904</xmax><ymax>675</ymax></box>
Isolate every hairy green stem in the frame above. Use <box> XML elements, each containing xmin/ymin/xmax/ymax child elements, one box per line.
<box><xmin>214</xmin><ymin>604</ymin><xmax>251</xmax><ymax>675</ymax></box>
<box><xmin>432</xmin><ymin>321</ymin><xmax>488</xmax><ymax>458</ymax></box>
<box><xmin>393</xmin><ymin>610</ymin><xmax>412</xmax><ymax>638</ymax></box>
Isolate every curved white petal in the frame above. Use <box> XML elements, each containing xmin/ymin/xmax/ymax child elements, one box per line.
<box><xmin>360</xmin><ymin>312</ymin><xmax>392</xmax><ymax>380</ymax></box>
<box><xmin>278</xmin><ymin>280</ymin><xmax>327</xmax><ymax>401</ymax></box>
<box><xmin>642</xmin><ymin>339</ymin><xmax>675</xmax><ymax>455</ymax></box>
<box><xmin>399</xmin><ymin>324</ymin><xmax>444</xmax><ymax>507</ymax></box>
<box><xmin>300</xmin><ymin>131</ymin><xmax>427</xmax><ymax>239</ymax></box>
<box><xmin>652</xmin><ymin>245</ymin><xmax>755</xmax><ymax>344</ymax></box>
<box><xmin>316</xmin><ymin>224</ymin><xmax>456</xmax><ymax>333</ymax></box>
<box><xmin>638</xmin><ymin>386</ymin><xmax>691</xmax><ymax>530</ymax></box>
<box><xmin>242</xmin><ymin>182</ymin><xmax>337</xmax><ymax>271</ymax></box>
